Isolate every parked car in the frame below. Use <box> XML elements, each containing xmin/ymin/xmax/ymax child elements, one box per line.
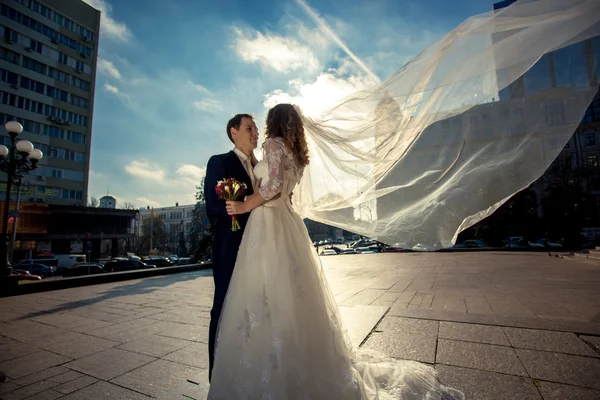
<box><xmin>103</xmin><ymin>260</ymin><xmax>155</xmax><ymax>273</ymax></box>
<box><xmin>13</xmin><ymin>270</ymin><xmax>42</xmax><ymax>281</ymax></box>
<box><xmin>142</xmin><ymin>257</ymin><xmax>174</xmax><ymax>268</ymax></box>
<box><xmin>320</xmin><ymin>249</ymin><xmax>338</xmax><ymax>256</ymax></box>
<box><xmin>60</xmin><ymin>263</ymin><xmax>103</xmax><ymax>277</ymax></box>
<box><xmin>14</xmin><ymin>263</ymin><xmax>53</xmax><ymax>278</ymax></box>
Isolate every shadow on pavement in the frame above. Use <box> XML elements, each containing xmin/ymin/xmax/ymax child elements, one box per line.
<box><xmin>15</xmin><ymin>269</ymin><xmax>213</xmax><ymax>320</ymax></box>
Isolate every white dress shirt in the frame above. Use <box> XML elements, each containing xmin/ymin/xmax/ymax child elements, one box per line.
<box><xmin>233</xmin><ymin>148</ymin><xmax>256</xmax><ymax>203</ymax></box>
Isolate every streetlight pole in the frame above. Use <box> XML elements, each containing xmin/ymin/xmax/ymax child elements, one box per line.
<box><xmin>147</xmin><ymin>206</ymin><xmax>153</xmax><ymax>254</ymax></box>
<box><xmin>0</xmin><ymin>121</ymin><xmax>43</xmax><ymax>283</ymax></box>
<box><xmin>9</xmin><ymin>177</ymin><xmax>28</xmax><ymax>263</ymax></box>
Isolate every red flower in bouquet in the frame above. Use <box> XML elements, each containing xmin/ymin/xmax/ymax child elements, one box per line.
<box><xmin>215</xmin><ymin>178</ymin><xmax>248</xmax><ymax>231</ymax></box>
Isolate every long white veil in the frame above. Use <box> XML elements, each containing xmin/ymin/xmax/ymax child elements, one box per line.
<box><xmin>294</xmin><ymin>0</ymin><xmax>600</xmax><ymax>249</ymax></box>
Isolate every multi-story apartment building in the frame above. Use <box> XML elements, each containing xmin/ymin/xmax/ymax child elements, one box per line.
<box><xmin>0</xmin><ymin>0</ymin><xmax>100</xmax><ymax>205</ymax></box>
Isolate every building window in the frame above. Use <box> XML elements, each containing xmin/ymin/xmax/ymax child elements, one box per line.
<box><xmin>524</xmin><ymin>54</ymin><xmax>553</xmax><ymax>96</ymax></box>
<box><xmin>0</xmin><ymin>46</ymin><xmax>19</xmax><ymax>64</ymax></box>
<box><xmin>553</xmin><ymin>42</ymin><xmax>589</xmax><ymax>88</ymax></box>
<box><xmin>582</xmin><ymin>98</ymin><xmax>600</xmax><ymax>124</ymax></box>
<box><xmin>1</xmin><ymin>4</ymin><xmax>93</xmax><ymax>57</ymax></box>
<box><xmin>588</xmin><ymin>154</ymin><xmax>599</xmax><ymax>168</ymax></box>
<box><xmin>585</xmin><ymin>133</ymin><xmax>597</xmax><ymax>147</ymax></box>
<box><xmin>563</xmin><ymin>156</ymin><xmax>572</xmax><ymax>170</ymax></box>
<box><xmin>545</xmin><ymin>102</ymin><xmax>565</xmax><ymax>126</ymax></box>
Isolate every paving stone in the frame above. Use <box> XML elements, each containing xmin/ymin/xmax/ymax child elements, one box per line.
<box><xmin>27</xmin><ymin>389</ymin><xmax>65</xmax><ymax>399</ymax></box>
<box><xmin>537</xmin><ymin>380</ymin><xmax>600</xmax><ymax>400</ymax></box>
<box><xmin>110</xmin><ymin>359</ymin><xmax>204</xmax><ymax>398</ymax></box>
<box><xmin>158</xmin><ymin>370</ymin><xmax>210</xmax><ymax>400</ymax></box>
<box><xmin>0</xmin><ymin>351</ymin><xmax>71</xmax><ymax>379</ymax></box>
<box><xmin>162</xmin><ymin>342</ymin><xmax>209</xmax><ymax>369</ymax></box>
<box><xmin>503</xmin><ymin>327</ymin><xmax>599</xmax><ymax>357</ymax></box>
<box><xmin>579</xmin><ymin>335</ymin><xmax>600</xmax><ymax>353</ymax></box>
<box><xmin>30</xmin><ymin>313</ymin><xmax>104</xmax><ymax>330</ymax></box>
<box><xmin>436</xmin><ymin>339</ymin><xmax>527</xmax><ymax>376</ymax></box>
<box><xmin>101</xmin><ymin>320</ymin><xmax>178</xmax><ymax>343</ymax></box>
<box><xmin>13</xmin><ymin>366</ymin><xmax>70</xmax><ymax>386</ymax></box>
<box><xmin>516</xmin><ymin>348</ymin><xmax>600</xmax><ymax>390</ymax></box>
<box><xmin>377</xmin><ymin>316</ymin><xmax>439</xmax><ymax>337</ymax></box>
<box><xmin>70</xmin><ymin>320</ymin><xmax>116</xmax><ymax>334</ymax></box>
<box><xmin>0</xmin><ymin>379</ymin><xmax>61</xmax><ymax>400</ymax></box>
<box><xmin>363</xmin><ymin>331</ymin><xmax>436</xmax><ymax>363</ymax></box>
<box><xmin>156</xmin><ymin>324</ymin><xmax>208</xmax><ymax>343</ymax></box>
<box><xmin>41</xmin><ymin>332</ymin><xmax>120</xmax><ymax>359</ymax></box>
<box><xmin>435</xmin><ymin>365</ymin><xmax>541</xmax><ymax>400</ymax></box>
<box><xmin>0</xmin><ymin>381</ymin><xmax>21</xmax><ymax>396</ymax></box>
<box><xmin>54</xmin><ymin>375</ymin><xmax>98</xmax><ymax>395</ymax></box>
<box><xmin>339</xmin><ymin>305</ymin><xmax>388</xmax><ymax>347</ymax></box>
<box><xmin>60</xmin><ymin>381</ymin><xmax>150</xmax><ymax>400</ymax></box>
<box><xmin>64</xmin><ymin>348</ymin><xmax>155</xmax><ymax>380</ymax></box>
<box><xmin>439</xmin><ymin>322</ymin><xmax>510</xmax><ymax>345</ymax></box>
<box><xmin>117</xmin><ymin>334</ymin><xmax>192</xmax><ymax>358</ymax></box>
<box><xmin>46</xmin><ymin>370</ymin><xmax>84</xmax><ymax>384</ymax></box>
<box><xmin>0</xmin><ymin>341</ymin><xmax>41</xmax><ymax>363</ymax></box>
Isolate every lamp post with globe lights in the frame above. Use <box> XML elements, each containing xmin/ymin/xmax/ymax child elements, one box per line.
<box><xmin>0</xmin><ymin>121</ymin><xmax>43</xmax><ymax>282</ymax></box>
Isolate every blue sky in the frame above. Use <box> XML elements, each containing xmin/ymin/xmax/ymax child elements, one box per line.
<box><xmin>83</xmin><ymin>0</ymin><xmax>498</xmax><ymax>208</ymax></box>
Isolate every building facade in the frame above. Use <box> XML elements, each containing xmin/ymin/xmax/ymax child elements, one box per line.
<box><xmin>137</xmin><ymin>203</ymin><xmax>203</xmax><ymax>254</ymax></box>
<box><xmin>0</xmin><ymin>0</ymin><xmax>100</xmax><ymax>205</ymax></box>
<box><xmin>99</xmin><ymin>195</ymin><xmax>115</xmax><ymax>208</ymax></box>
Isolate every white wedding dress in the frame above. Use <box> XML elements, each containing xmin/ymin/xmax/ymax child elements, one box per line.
<box><xmin>208</xmin><ymin>137</ymin><xmax>463</xmax><ymax>400</ymax></box>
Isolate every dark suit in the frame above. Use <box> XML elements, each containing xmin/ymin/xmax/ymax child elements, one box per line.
<box><xmin>204</xmin><ymin>150</ymin><xmax>254</xmax><ymax>382</ymax></box>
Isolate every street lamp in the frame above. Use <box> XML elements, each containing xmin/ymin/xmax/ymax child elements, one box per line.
<box><xmin>0</xmin><ymin>121</ymin><xmax>43</xmax><ymax>281</ymax></box>
<box><xmin>147</xmin><ymin>206</ymin><xmax>154</xmax><ymax>253</ymax></box>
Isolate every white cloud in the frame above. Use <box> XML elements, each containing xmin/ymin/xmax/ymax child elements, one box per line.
<box><xmin>125</xmin><ymin>160</ymin><xmax>166</xmax><ymax>182</ymax></box>
<box><xmin>97</xmin><ymin>58</ymin><xmax>121</xmax><ymax>80</ymax></box>
<box><xmin>104</xmin><ymin>82</ymin><xmax>119</xmax><ymax>94</ymax></box>
<box><xmin>233</xmin><ymin>27</ymin><xmax>320</xmax><ymax>73</ymax></box>
<box><xmin>82</xmin><ymin>0</ymin><xmax>132</xmax><ymax>42</ymax></box>
<box><xmin>135</xmin><ymin>197</ymin><xmax>160</xmax><ymax>208</ymax></box>
<box><xmin>190</xmin><ymin>81</ymin><xmax>210</xmax><ymax>93</ymax></box>
<box><xmin>263</xmin><ymin>70</ymin><xmax>374</xmax><ymax>118</ymax></box>
<box><xmin>193</xmin><ymin>99</ymin><xmax>222</xmax><ymax>113</ymax></box>
<box><xmin>176</xmin><ymin>164</ymin><xmax>207</xmax><ymax>186</ymax></box>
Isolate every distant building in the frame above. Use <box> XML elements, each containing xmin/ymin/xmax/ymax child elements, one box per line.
<box><xmin>137</xmin><ymin>203</ymin><xmax>208</xmax><ymax>253</ymax></box>
<box><xmin>99</xmin><ymin>195</ymin><xmax>116</xmax><ymax>209</ymax></box>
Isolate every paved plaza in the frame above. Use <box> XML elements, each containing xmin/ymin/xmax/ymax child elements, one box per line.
<box><xmin>0</xmin><ymin>252</ymin><xmax>599</xmax><ymax>399</ymax></box>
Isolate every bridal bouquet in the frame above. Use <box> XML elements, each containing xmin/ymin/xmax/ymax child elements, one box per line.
<box><xmin>216</xmin><ymin>178</ymin><xmax>248</xmax><ymax>231</ymax></box>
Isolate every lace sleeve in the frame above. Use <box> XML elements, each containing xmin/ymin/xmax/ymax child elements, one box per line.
<box><xmin>259</xmin><ymin>138</ymin><xmax>285</xmax><ymax>201</ymax></box>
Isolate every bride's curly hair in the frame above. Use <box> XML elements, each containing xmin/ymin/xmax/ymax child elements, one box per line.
<box><xmin>264</xmin><ymin>104</ymin><xmax>310</xmax><ymax>167</ymax></box>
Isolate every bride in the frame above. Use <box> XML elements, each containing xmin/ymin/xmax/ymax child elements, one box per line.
<box><xmin>208</xmin><ymin>103</ymin><xmax>463</xmax><ymax>399</ymax></box>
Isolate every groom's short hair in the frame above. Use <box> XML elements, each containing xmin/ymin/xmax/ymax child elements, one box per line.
<box><xmin>226</xmin><ymin>114</ymin><xmax>253</xmax><ymax>143</ymax></box>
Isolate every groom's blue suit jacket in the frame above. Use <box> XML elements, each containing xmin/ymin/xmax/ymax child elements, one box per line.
<box><xmin>204</xmin><ymin>150</ymin><xmax>254</xmax><ymax>279</ymax></box>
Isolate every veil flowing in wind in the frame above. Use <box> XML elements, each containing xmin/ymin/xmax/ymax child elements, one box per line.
<box><xmin>294</xmin><ymin>0</ymin><xmax>600</xmax><ymax>249</ymax></box>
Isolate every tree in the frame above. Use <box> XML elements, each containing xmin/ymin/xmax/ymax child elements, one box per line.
<box><xmin>459</xmin><ymin>185</ymin><xmax>541</xmax><ymax>246</ymax></box>
<box><xmin>88</xmin><ymin>196</ymin><xmax>99</xmax><ymax>207</ymax></box>
<box><xmin>121</xmin><ymin>202</ymin><xmax>136</xmax><ymax>210</ymax></box>
<box><xmin>188</xmin><ymin>181</ymin><xmax>212</xmax><ymax>261</ymax></box>
<box><xmin>540</xmin><ymin>164</ymin><xmax>598</xmax><ymax>248</ymax></box>
<box><xmin>140</xmin><ymin>213</ymin><xmax>165</xmax><ymax>254</ymax></box>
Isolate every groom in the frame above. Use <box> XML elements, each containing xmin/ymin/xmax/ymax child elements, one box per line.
<box><xmin>204</xmin><ymin>114</ymin><xmax>259</xmax><ymax>382</ymax></box>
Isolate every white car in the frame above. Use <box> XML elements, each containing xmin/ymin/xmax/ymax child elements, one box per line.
<box><xmin>320</xmin><ymin>249</ymin><xmax>338</xmax><ymax>256</ymax></box>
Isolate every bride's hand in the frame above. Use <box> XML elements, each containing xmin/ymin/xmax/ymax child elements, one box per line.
<box><xmin>252</xmin><ymin>178</ymin><xmax>262</xmax><ymax>194</ymax></box>
<box><xmin>226</xmin><ymin>201</ymin><xmax>247</xmax><ymax>215</ymax></box>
